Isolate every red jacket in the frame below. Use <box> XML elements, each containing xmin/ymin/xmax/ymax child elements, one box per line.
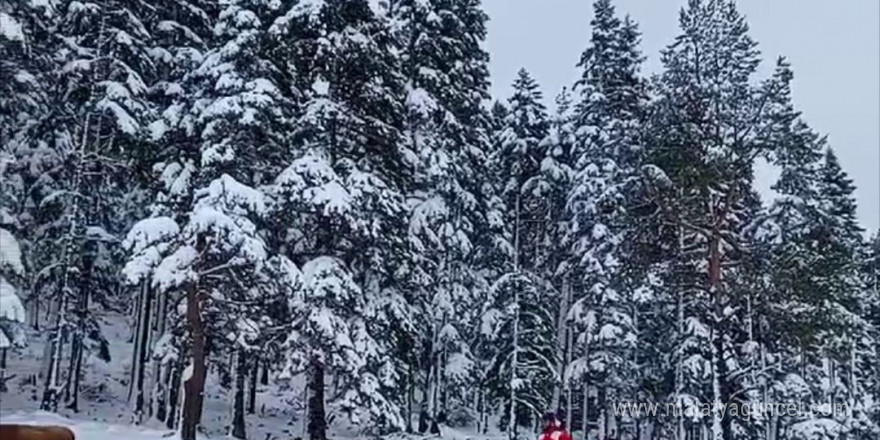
<box><xmin>539</xmin><ymin>422</ymin><xmax>572</xmax><ymax>440</ymax></box>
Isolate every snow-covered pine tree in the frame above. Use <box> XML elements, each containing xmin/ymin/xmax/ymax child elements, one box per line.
<box><xmin>862</xmin><ymin>231</ymin><xmax>880</xmax><ymax>434</ymax></box>
<box><xmin>471</xmin><ymin>98</ymin><xmax>510</xmax><ymax>435</ymax></box>
<box><xmin>390</xmin><ymin>0</ymin><xmax>495</xmax><ymax>429</ymax></box>
<box><xmin>638</xmin><ymin>1</ymin><xmax>793</xmax><ymax>438</ymax></box>
<box><xmin>565</xmin><ymin>1</ymin><xmax>646</xmax><ymax>437</ymax></box>
<box><xmin>0</xmin><ymin>0</ymin><xmax>54</xmax><ymax>162</ymax></box>
<box><xmin>540</xmin><ymin>88</ymin><xmax>576</xmax><ymax>416</ymax></box>
<box><xmin>17</xmin><ymin>0</ymin><xmax>157</xmax><ymax>412</ymax></box>
<box><xmin>0</xmin><ymin>3</ymin><xmax>33</xmax><ymax>355</ymax></box>
<box><xmin>120</xmin><ymin>0</ymin><xmax>219</xmax><ymax>427</ymax></box>
<box><xmin>483</xmin><ymin>69</ymin><xmax>556</xmax><ymax>439</ymax></box>
<box><xmin>0</xmin><ymin>150</ymin><xmax>27</xmax><ymax>383</ymax></box>
<box><xmin>764</xmin><ymin>144</ymin><xmax>876</xmax><ymax>439</ymax></box>
<box><xmin>0</xmin><ymin>0</ymin><xmax>56</xmax><ymax>335</ymax></box>
<box><xmin>125</xmin><ymin>0</ymin><xmax>301</xmax><ymax>438</ymax></box>
<box><xmin>755</xmin><ymin>55</ymin><xmax>879</xmax><ymax>439</ymax></box>
<box><xmin>808</xmin><ymin>149</ymin><xmax>875</xmax><ymax>438</ymax></box>
<box><xmin>273</xmin><ymin>0</ymin><xmax>413</xmax><ymax>435</ymax></box>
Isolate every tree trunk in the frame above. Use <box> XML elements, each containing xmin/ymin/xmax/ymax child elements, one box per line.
<box><xmin>598</xmin><ymin>386</ymin><xmax>607</xmax><ymax>440</ymax></box>
<box><xmin>31</xmin><ymin>291</ymin><xmax>40</xmax><ymax>330</ymax></box>
<box><xmin>581</xmin><ymin>327</ymin><xmax>592</xmax><ymax>440</ymax></box>
<box><xmin>65</xmin><ymin>329</ymin><xmax>84</xmax><ymax>412</ymax></box>
<box><xmin>131</xmin><ymin>281</ymin><xmax>152</xmax><ymax>423</ymax></box>
<box><xmin>166</xmin><ymin>360</ymin><xmax>182</xmax><ymax>430</ymax></box>
<box><xmin>63</xmin><ymin>328</ymin><xmax>80</xmax><ymax>404</ymax></box>
<box><xmin>0</xmin><ymin>348</ymin><xmax>7</xmax><ymax>392</ymax></box>
<box><xmin>231</xmin><ymin>349</ymin><xmax>247</xmax><ymax>439</ymax></box>
<box><xmin>180</xmin><ymin>264</ymin><xmax>207</xmax><ymax>440</ymax></box>
<box><xmin>708</xmin><ymin>233</ymin><xmax>732</xmax><ymax>440</ymax></box>
<box><xmin>508</xmin><ymin>192</ymin><xmax>522</xmax><ymax>440</ymax></box>
<box><xmin>582</xmin><ymin>378</ymin><xmax>589</xmax><ymax>440</ymax></box>
<box><xmin>260</xmin><ymin>361</ymin><xmax>269</xmax><ymax>386</ymax></box>
<box><xmin>406</xmin><ymin>359</ymin><xmax>413</xmax><ymax>432</ymax></box>
<box><xmin>307</xmin><ymin>355</ymin><xmax>327</xmax><ymax>440</ymax></box>
<box><xmin>155</xmin><ymin>363</ymin><xmax>168</xmax><ymax>423</ymax></box>
<box><xmin>552</xmin><ymin>276</ymin><xmax>571</xmax><ymax>411</ymax></box>
<box><xmin>128</xmin><ymin>282</ymin><xmax>144</xmax><ymax>403</ymax></box>
<box><xmin>40</xmin><ymin>285</ymin><xmax>68</xmax><ymax>412</ymax></box>
<box><xmin>565</xmin><ymin>320</ymin><xmax>573</xmax><ymax>431</ymax></box>
<box><xmin>247</xmin><ymin>356</ymin><xmax>258</xmax><ymax>415</ymax></box>
<box><xmin>66</xmin><ymin>246</ymin><xmax>93</xmax><ymax>413</ymax></box>
<box><xmin>152</xmin><ymin>291</ymin><xmax>169</xmax><ymax>422</ymax></box>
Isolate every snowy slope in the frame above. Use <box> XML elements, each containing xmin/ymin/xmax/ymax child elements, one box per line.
<box><xmin>0</xmin><ymin>313</ymin><xmax>510</xmax><ymax>440</ymax></box>
<box><xmin>0</xmin><ymin>313</ymin><xmax>307</xmax><ymax>440</ymax></box>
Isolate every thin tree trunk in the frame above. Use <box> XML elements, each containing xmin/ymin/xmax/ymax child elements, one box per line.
<box><xmin>63</xmin><ymin>323</ymin><xmax>80</xmax><ymax>403</ymax></box>
<box><xmin>552</xmin><ymin>276</ymin><xmax>570</xmax><ymax>411</ymax></box>
<box><xmin>676</xmin><ymin>225</ymin><xmax>686</xmax><ymax>440</ymax></box>
<box><xmin>406</xmin><ymin>359</ymin><xmax>413</xmax><ymax>432</ymax></box>
<box><xmin>230</xmin><ymin>349</ymin><xmax>247</xmax><ymax>439</ymax></box>
<box><xmin>32</xmin><ymin>290</ymin><xmax>40</xmax><ymax>330</ymax></box>
<box><xmin>0</xmin><ymin>349</ymin><xmax>7</xmax><ymax>392</ymax></box>
<box><xmin>247</xmin><ymin>356</ymin><xmax>258</xmax><ymax>415</ymax></box>
<box><xmin>128</xmin><ymin>282</ymin><xmax>144</xmax><ymax>404</ymax></box>
<box><xmin>307</xmin><ymin>355</ymin><xmax>327</xmax><ymax>440</ymax></box>
<box><xmin>181</xmin><ymin>242</ymin><xmax>207</xmax><ymax>440</ymax></box>
<box><xmin>167</xmin><ymin>359</ymin><xmax>182</xmax><ymax>430</ymax></box>
<box><xmin>155</xmin><ymin>362</ymin><xmax>168</xmax><ymax>423</ymax></box>
<box><xmin>40</xmin><ymin>283</ymin><xmax>69</xmax><ymax>412</ymax></box>
<box><xmin>474</xmin><ymin>385</ymin><xmax>480</xmax><ymax>434</ymax></box>
<box><xmin>152</xmin><ymin>290</ymin><xmax>169</xmax><ymax>421</ymax></box>
<box><xmin>260</xmin><ymin>361</ymin><xmax>269</xmax><ymax>386</ymax></box>
<box><xmin>508</xmin><ymin>192</ymin><xmax>522</xmax><ymax>440</ymax></box>
<box><xmin>565</xmin><ymin>321</ymin><xmax>573</xmax><ymax>431</ymax></box>
<box><xmin>582</xmin><ymin>377</ymin><xmax>589</xmax><ymax>440</ymax></box>
<box><xmin>66</xmin><ymin>269</ymin><xmax>90</xmax><ymax>412</ymax></box>
<box><xmin>66</xmin><ymin>335</ymin><xmax>84</xmax><ymax>412</ymax></box>
<box><xmin>629</xmin><ymin>304</ymin><xmax>639</xmax><ymax>439</ymax></box>
<box><xmin>132</xmin><ymin>282</ymin><xmax>153</xmax><ymax>423</ymax></box>
<box><xmin>708</xmin><ymin>231</ymin><xmax>731</xmax><ymax>440</ymax></box>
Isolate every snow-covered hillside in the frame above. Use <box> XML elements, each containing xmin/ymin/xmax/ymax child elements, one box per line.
<box><xmin>0</xmin><ymin>314</ymin><xmax>305</xmax><ymax>440</ymax></box>
<box><xmin>0</xmin><ymin>314</ymin><xmax>508</xmax><ymax>440</ymax></box>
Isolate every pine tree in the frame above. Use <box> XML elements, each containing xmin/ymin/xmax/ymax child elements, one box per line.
<box><xmin>0</xmin><ymin>2</ymin><xmax>33</xmax><ymax>355</ymax></box>
<box><xmin>391</xmin><ymin>0</ymin><xmax>494</xmax><ymax>428</ymax></box>
<box><xmin>124</xmin><ymin>0</ymin><xmax>301</xmax><ymax>437</ymax></box>
<box><xmin>0</xmin><ymin>149</ymin><xmax>27</xmax><ymax>365</ymax></box>
<box><xmin>483</xmin><ymin>69</ymin><xmax>556</xmax><ymax>439</ymax></box>
<box><xmin>565</xmin><ymin>1</ymin><xmax>646</xmax><ymax>437</ymax></box>
<box><xmin>273</xmin><ymin>0</ymin><xmax>413</xmax><ymax>434</ymax></box>
<box><xmin>862</xmin><ymin>231</ymin><xmax>880</xmax><ymax>434</ymax></box>
<box><xmin>121</xmin><ymin>0</ymin><xmax>218</xmax><ymax>427</ymax></box>
<box><xmin>540</xmin><ymin>88</ymin><xmax>576</xmax><ymax>415</ymax></box>
<box><xmin>16</xmin><ymin>0</ymin><xmax>158</xmax><ymax>412</ymax></box>
<box><xmin>638</xmin><ymin>1</ymin><xmax>782</xmax><ymax>438</ymax></box>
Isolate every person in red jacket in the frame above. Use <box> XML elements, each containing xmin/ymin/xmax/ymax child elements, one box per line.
<box><xmin>538</xmin><ymin>411</ymin><xmax>572</xmax><ymax>440</ymax></box>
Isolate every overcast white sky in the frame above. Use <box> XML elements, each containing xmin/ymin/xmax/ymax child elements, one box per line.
<box><xmin>483</xmin><ymin>0</ymin><xmax>880</xmax><ymax>235</ymax></box>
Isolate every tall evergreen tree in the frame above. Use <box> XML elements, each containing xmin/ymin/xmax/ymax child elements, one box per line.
<box><xmin>565</xmin><ymin>1</ymin><xmax>646</xmax><ymax>437</ymax></box>
<box><xmin>125</xmin><ymin>0</ymin><xmax>300</xmax><ymax>438</ymax></box>
<box><xmin>638</xmin><ymin>1</ymin><xmax>781</xmax><ymax>438</ymax></box>
<box><xmin>483</xmin><ymin>69</ymin><xmax>556</xmax><ymax>439</ymax></box>
<box><xmin>390</xmin><ymin>0</ymin><xmax>494</xmax><ymax>428</ymax></box>
<box><xmin>273</xmin><ymin>0</ymin><xmax>413</xmax><ymax>434</ymax></box>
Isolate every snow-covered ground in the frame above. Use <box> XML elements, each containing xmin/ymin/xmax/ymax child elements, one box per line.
<box><xmin>1</xmin><ymin>313</ymin><xmax>305</xmax><ymax>439</ymax></box>
<box><xmin>0</xmin><ymin>313</ymin><xmax>507</xmax><ymax>440</ymax></box>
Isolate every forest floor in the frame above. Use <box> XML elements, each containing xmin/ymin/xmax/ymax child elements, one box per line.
<box><xmin>0</xmin><ymin>313</ymin><xmax>506</xmax><ymax>440</ymax></box>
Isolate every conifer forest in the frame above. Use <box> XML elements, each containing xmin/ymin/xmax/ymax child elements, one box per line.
<box><xmin>1</xmin><ymin>1</ymin><xmax>878</xmax><ymax>440</ymax></box>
